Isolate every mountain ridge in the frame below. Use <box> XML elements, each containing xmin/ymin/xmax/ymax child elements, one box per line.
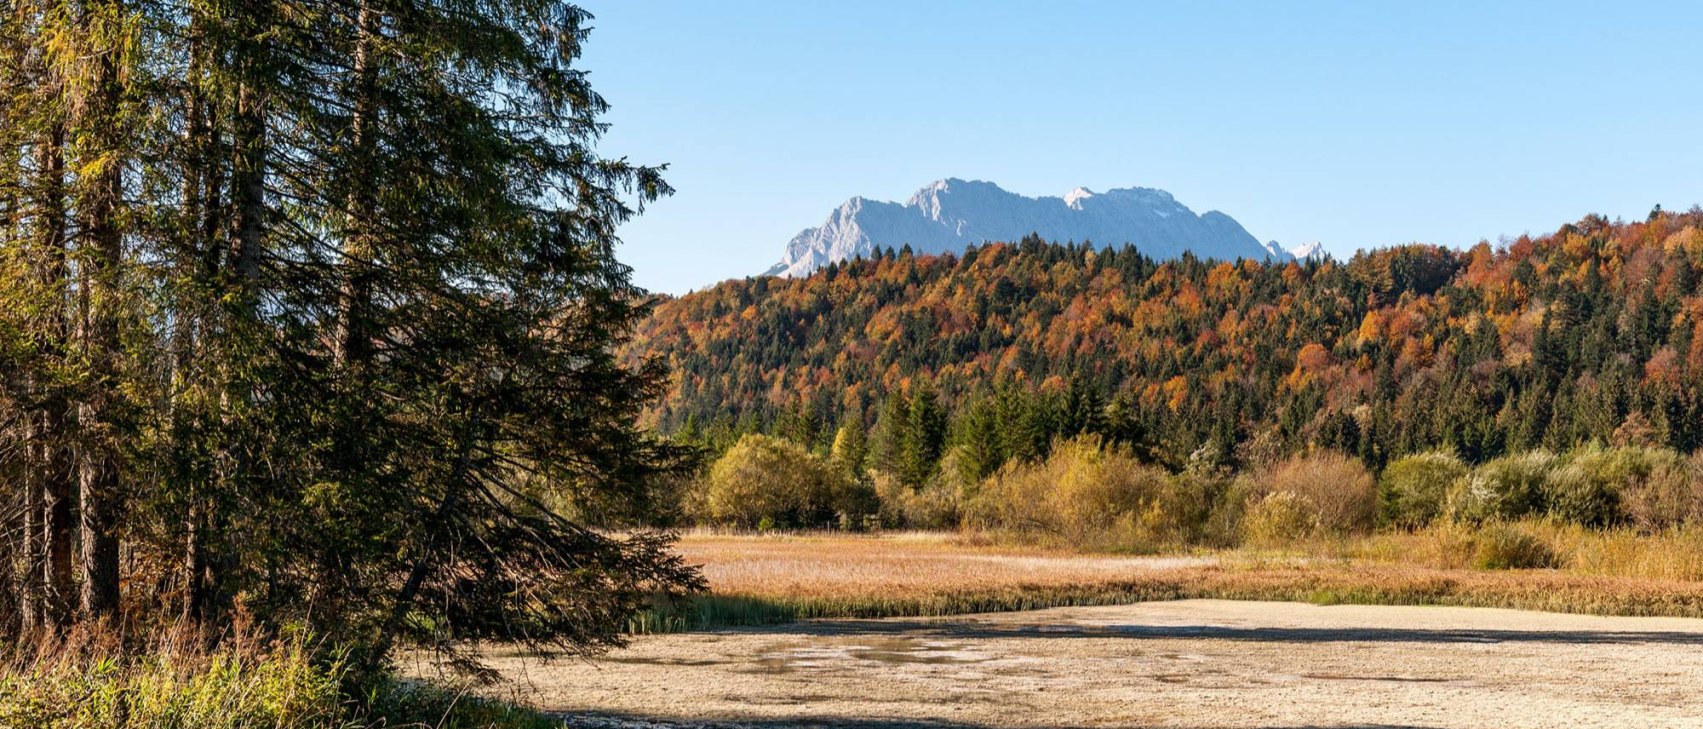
<box><xmin>767</xmin><ymin>178</ymin><xmax>1288</xmax><ymax>277</ymax></box>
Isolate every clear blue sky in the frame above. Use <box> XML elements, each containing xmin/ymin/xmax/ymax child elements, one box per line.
<box><xmin>578</xmin><ymin>1</ymin><xmax>1703</xmax><ymax>295</ymax></box>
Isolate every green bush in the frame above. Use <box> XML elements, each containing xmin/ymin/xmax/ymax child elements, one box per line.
<box><xmin>358</xmin><ymin>675</ymin><xmax>561</xmax><ymax>729</ymax></box>
<box><xmin>1542</xmin><ymin>464</ymin><xmax>1617</xmax><ymax>527</ymax></box>
<box><xmin>874</xmin><ymin>470</ymin><xmax>960</xmax><ymax>529</ymax></box>
<box><xmin>1449</xmin><ymin>451</ymin><xmax>1556</xmax><ymax>523</ymax></box>
<box><xmin>699</xmin><ymin>434</ymin><xmax>867</xmax><ymax>528</ymax></box>
<box><xmin>1469</xmin><ymin>524</ymin><xmax>1559</xmax><ymax>570</ymax></box>
<box><xmin>1254</xmin><ymin>451</ymin><xmax>1377</xmax><ymax>535</ymax></box>
<box><xmin>1550</xmin><ymin>445</ymin><xmax>1687</xmax><ymax>527</ymax></box>
<box><xmin>1143</xmin><ymin>469</ymin><xmax>1233</xmax><ymax>547</ymax></box>
<box><xmin>1446</xmin><ymin>447</ymin><xmax>1695</xmax><ymax>528</ymax></box>
<box><xmin>1622</xmin><ymin>453</ymin><xmax>1703</xmax><ymax>530</ymax></box>
<box><xmin>1379</xmin><ymin>451</ymin><xmax>1467</xmax><ymax>528</ymax></box>
<box><xmin>1241</xmin><ymin>491</ymin><xmax>1320</xmax><ymax>546</ymax></box>
<box><xmin>966</xmin><ymin>436</ymin><xmax>1175</xmax><ymax>549</ymax></box>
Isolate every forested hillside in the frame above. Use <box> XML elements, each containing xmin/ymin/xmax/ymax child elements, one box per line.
<box><xmin>631</xmin><ymin>210</ymin><xmax>1703</xmax><ymax>473</ymax></box>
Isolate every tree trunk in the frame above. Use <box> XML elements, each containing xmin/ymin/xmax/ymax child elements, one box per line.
<box><xmin>21</xmin><ymin>417</ymin><xmax>44</xmax><ymax>633</ymax></box>
<box><xmin>34</xmin><ymin>121</ymin><xmax>75</xmax><ymax>629</ymax></box>
<box><xmin>178</xmin><ymin>32</ymin><xmax>209</xmax><ymax>624</ymax></box>
<box><xmin>229</xmin><ymin>77</ymin><xmax>265</xmax><ymax>290</ymax></box>
<box><xmin>370</xmin><ymin>416</ymin><xmax>477</xmax><ymax>665</ymax></box>
<box><xmin>77</xmin><ymin>355</ymin><xmax>122</xmax><ymax>624</ymax></box>
<box><xmin>42</xmin><ymin>406</ymin><xmax>74</xmax><ymax>626</ymax></box>
<box><xmin>333</xmin><ymin>0</ymin><xmax>381</xmax><ymax>367</ymax></box>
<box><xmin>77</xmin><ymin>324</ymin><xmax>123</xmax><ymax>624</ymax></box>
<box><xmin>184</xmin><ymin>496</ymin><xmax>208</xmax><ymax>622</ymax></box>
<box><xmin>76</xmin><ymin>7</ymin><xmax>127</xmax><ymax>622</ymax></box>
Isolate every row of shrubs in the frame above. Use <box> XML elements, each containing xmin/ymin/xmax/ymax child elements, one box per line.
<box><xmin>688</xmin><ymin>435</ymin><xmax>1703</xmax><ymax>551</ymax></box>
<box><xmin>1384</xmin><ymin>446</ymin><xmax>1703</xmax><ymax>530</ymax></box>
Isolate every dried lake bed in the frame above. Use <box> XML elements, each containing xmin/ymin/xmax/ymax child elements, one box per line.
<box><xmin>464</xmin><ymin>599</ymin><xmax>1703</xmax><ymax>728</ymax></box>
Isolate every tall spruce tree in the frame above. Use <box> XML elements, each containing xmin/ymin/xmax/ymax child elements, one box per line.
<box><xmin>901</xmin><ymin>381</ymin><xmax>947</xmax><ymax>486</ymax></box>
<box><xmin>0</xmin><ymin>0</ymin><xmax>701</xmax><ymax>666</ymax></box>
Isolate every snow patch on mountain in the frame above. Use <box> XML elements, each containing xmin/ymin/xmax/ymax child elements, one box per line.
<box><xmin>1063</xmin><ymin>187</ymin><xmax>1096</xmax><ymax>209</ymax></box>
<box><xmin>1289</xmin><ymin>241</ymin><xmax>1327</xmax><ymax>261</ymax></box>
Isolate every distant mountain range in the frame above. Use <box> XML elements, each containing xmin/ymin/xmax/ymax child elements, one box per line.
<box><xmin>766</xmin><ymin>178</ymin><xmax>1320</xmax><ymax>277</ymax></box>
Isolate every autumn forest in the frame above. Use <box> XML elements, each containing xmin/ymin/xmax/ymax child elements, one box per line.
<box><xmin>635</xmin><ymin>210</ymin><xmax>1703</xmax><ymax>479</ymax></box>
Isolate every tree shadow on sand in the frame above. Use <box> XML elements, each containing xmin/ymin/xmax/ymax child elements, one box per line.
<box><xmin>759</xmin><ymin>617</ymin><xmax>1703</xmax><ymax>647</ymax></box>
<box><xmin>560</xmin><ymin>711</ymin><xmax>1437</xmax><ymax>729</ymax></box>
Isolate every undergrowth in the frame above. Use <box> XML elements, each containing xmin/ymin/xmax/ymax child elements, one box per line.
<box><xmin>0</xmin><ymin>628</ymin><xmax>560</xmax><ymax>729</ymax></box>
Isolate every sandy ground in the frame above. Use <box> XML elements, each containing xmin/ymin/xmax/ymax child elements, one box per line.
<box><xmin>469</xmin><ymin>599</ymin><xmax>1703</xmax><ymax>729</ymax></box>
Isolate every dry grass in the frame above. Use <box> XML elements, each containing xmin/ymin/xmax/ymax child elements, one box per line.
<box><xmin>642</xmin><ymin>527</ymin><xmax>1703</xmax><ymax>631</ymax></box>
<box><xmin>1336</xmin><ymin>520</ymin><xmax>1703</xmax><ymax>581</ymax></box>
<box><xmin>632</xmin><ymin>530</ymin><xmax>1214</xmax><ymax>630</ymax></box>
<box><xmin>680</xmin><ymin>530</ymin><xmax>1212</xmax><ymax>597</ymax></box>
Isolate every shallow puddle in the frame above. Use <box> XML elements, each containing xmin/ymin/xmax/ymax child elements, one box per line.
<box><xmin>1302</xmin><ymin>672</ymin><xmax>1453</xmax><ymax>683</ymax></box>
<box><xmin>741</xmin><ymin>636</ymin><xmax>993</xmax><ymax>673</ymax></box>
<box><xmin>601</xmin><ymin>656</ymin><xmax>726</xmax><ymax>667</ymax></box>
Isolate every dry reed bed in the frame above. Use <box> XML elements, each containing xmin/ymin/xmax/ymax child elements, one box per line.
<box><xmin>681</xmin><ymin>530</ymin><xmax>1213</xmax><ymax>597</ymax></box>
<box><xmin>652</xmin><ymin>529</ymin><xmax>1703</xmax><ymax>630</ymax></box>
<box><xmin>1345</xmin><ymin>522</ymin><xmax>1703</xmax><ymax>581</ymax></box>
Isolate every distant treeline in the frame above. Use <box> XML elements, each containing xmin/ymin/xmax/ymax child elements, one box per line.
<box><xmin>632</xmin><ymin>209</ymin><xmax>1703</xmax><ymax>478</ymax></box>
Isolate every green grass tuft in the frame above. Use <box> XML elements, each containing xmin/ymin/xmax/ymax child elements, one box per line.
<box><xmin>0</xmin><ymin>633</ymin><xmax>562</xmax><ymax>729</ymax></box>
